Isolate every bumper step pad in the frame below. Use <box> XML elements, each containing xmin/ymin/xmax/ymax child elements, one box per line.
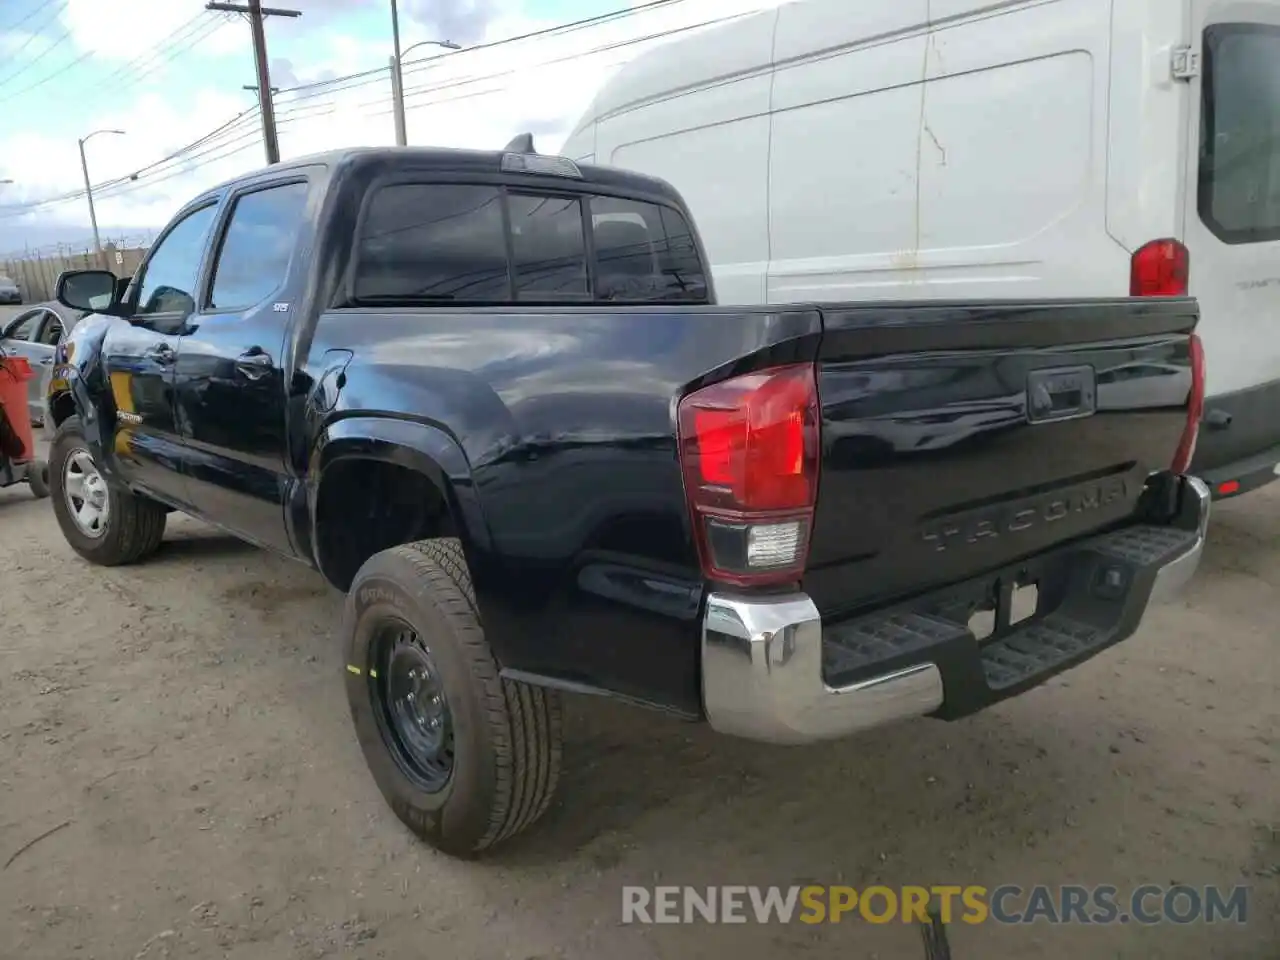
<box><xmin>818</xmin><ymin>520</ymin><xmax>1202</xmax><ymax>713</ymax></box>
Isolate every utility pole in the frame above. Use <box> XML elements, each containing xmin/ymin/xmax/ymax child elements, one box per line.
<box><xmin>207</xmin><ymin>1</ymin><xmax>300</xmax><ymax>165</ymax></box>
<box><xmin>78</xmin><ymin>129</ymin><xmax>126</xmax><ymax>265</ymax></box>
<box><xmin>388</xmin><ymin>40</ymin><xmax>460</xmax><ymax>146</ymax></box>
<box><xmin>389</xmin><ymin>0</ymin><xmax>406</xmax><ymax>147</ymax></box>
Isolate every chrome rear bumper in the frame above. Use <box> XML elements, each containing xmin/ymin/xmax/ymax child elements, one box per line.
<box><xmin>701</xmin><ymin>476</ymin><xmax>1210</xmax><ymax>745</ymax></box>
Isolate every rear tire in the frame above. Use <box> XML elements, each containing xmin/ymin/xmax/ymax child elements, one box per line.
<box><xmin>343</xmin><ymin>538</ymin><xmax>563</xmax><ymax>858</ymax></box>
<box><xmin>49</xmin><ymin>416</ymin><xmax>166</xmax><ymax>565</ymax></box>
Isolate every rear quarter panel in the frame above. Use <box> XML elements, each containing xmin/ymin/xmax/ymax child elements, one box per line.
<box><xmin>306</xmin><ymin>305</ymin><xmax>821</xmax><ymax>714</ymax></box>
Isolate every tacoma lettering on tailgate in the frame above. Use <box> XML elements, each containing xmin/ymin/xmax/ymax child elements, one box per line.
<box><xmin>920</xmin><ymin>476</ymin><xmax>1128</xmax><ymax>553</ymax></box>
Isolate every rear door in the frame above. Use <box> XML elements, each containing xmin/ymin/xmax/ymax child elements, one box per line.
<box><xmin>1184</xmin><ymin>2</ymin><xmax>1280</xmax><ymax>461</ymax></box>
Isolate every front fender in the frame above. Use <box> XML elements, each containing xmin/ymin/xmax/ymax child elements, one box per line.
<box><xmin>46</xmin><ymin>320</ymin><xmax>118</xmax><ymax>475</ymax></box>
<box><xmin>307</xmin><ymin>415</ymin><xmax>495</xmax><ymax>562</ymax></box>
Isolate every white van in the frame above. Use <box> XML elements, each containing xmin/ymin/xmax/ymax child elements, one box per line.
<box><xmin>561</xmin><ymin>0</ymin><xmax>1280</xmax><ymax>499</ymax></box>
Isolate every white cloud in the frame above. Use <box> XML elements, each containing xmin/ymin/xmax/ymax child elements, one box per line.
<box><xmin>1</xmin><ymin>0</ymin><xmax>781</xmax><ymax>247</ymax></box>
<box><xmin>63</xmin><ymin>0</ymin><xmax>243</xmax><ymax>62</ymax></box>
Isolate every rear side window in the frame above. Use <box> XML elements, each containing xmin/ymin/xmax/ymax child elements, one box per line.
<box><xmin>1199</xmin><ymin>24</ymin><xmax>1280</xmax><ymax>243</ymax></box>
<box><xmin>355</xmin><ymin>184</ymin><xmax>510</xmax><ymax>302</ymax></box>
<box><xmin>508</xmin><ymin>194</ymin><xmax>589</xmax><ymax>298</ymax></box>
<box><xmin>352</xmin><ymin>182</ymin><xmax>708</xmax><ymax>304</ymax></box>
<box><xmin>591</xmin><ymin>196</ymin><xmax>707</xmax><ymax>302</ymax></box>
<box><xmin>209</xmin><ymin>181</ymin><xmax>311</xmax><ymax>311</ymax></box>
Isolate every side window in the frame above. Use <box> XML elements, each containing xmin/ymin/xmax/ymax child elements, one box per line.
<box><xmin>135</xmin><ymin>203</ymin><xmax>219</xmax><ymax>318</ymax></box>
<box><xmin>4</xmin><ymin>310</ymin><xmax>41</xmax><ymax>341</ymax></box>
<box><xmin>355</xmin><ymin>184</ymin><xmax>509</xmax><ymax>301</ymax></box>
<box><xmin>209</xmin><ymin>181</ymin><xmax>310</xmax><ymax>311</ymax></box>
<box><xmin>508</xmin><ymin>194</ymin><xmax>589</xmax><ymax>298</ymax></box>
<box><xmin>1200</xmin><ymin>25</ymin><xmax>1280</xmax><ymax>243</ymax></box>
<box><xmin>350</xmin><ymin>182</ymin><xmax>711</xmax><ymax>305</ymax></box>
<box><xmin>589</xmin><ymin>196</ymin><xmax>708</xmax><ymax>302</ymax></box>
<box><xmin>36</xmin><ymin>312</ymin><xmax>64</xmax><ymax>346</ymax></box>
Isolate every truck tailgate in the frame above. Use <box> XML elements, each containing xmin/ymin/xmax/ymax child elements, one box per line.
<box><xmin>805</xmin><ymin>299</ymin><xmax>1199</xmax><ymax>619</ymax></box>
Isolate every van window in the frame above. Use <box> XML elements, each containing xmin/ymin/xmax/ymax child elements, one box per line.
<box><xmin>1199</xmin><ymin>24</ymin><xmax>1280</xmax><ymax>244</ymax></box>
<box><xmin>352</xmin><ymin>182</ymin><xmax>709</xmax><ymax>304</ymax></box>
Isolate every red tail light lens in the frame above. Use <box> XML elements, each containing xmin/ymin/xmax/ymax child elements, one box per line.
<box><xmin>1131</xmin><ymin>239</ymin><xmax>1189</xmax><ymax>297</ymax></box>
<box><xmin>1171</xmin><ymin>332</ymin><xmax>1205</xmax><ymax>474</ymax></box>
<box><xmin>677</xmin><ymin>364</ymin><xmax>820</xmax><ymax>586</ymax></box>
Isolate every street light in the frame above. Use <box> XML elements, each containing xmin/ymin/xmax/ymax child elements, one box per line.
<box><xmin>78</xmin><ymin>128</ymin><xmax>125</xmax><ymax>261</ymax></box>
<box><xmin>388</xmin><ymin>1</ymin><xmax>459</xmax><ymax>146</ymax></box>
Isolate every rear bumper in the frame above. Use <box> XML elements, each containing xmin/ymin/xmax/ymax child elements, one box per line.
<box><xmin>701</xmin><ymin>475</ymin><xmax>1210</xmax><ymax>745</ymax></box>
<box><xmin>1193</xmin><ymin>442</ymin><xmax>1280</xmax><ymax>500</ymax></box>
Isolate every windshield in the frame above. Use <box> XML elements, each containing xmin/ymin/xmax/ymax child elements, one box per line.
<box><xmin>1199</xmin><ymin>23</ymin><xmax>1280</xmax><ymax>243</ymax></box>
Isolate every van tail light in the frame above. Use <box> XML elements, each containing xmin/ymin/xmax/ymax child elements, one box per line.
<box><xmin>1131</xmin><ymin>239</ymin><xmax>1190</xmax><ymax>297</ymax></box>
<box><xmin>677</xmin><ymin>363</ymin><xmax>820</xmax><ymax>587</ymax></box>
<box><xmin>1172</xmin><ymin>332</ymin><xmax>1205</xmax><ymax>474</ymax></box>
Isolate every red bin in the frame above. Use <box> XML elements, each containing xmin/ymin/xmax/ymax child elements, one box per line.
<box><xmin>0</xmin><ymin>356</ymin><xmax>35</xmax><ymax>463</ymax></box>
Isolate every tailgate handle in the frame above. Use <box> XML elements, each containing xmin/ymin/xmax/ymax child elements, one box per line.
<box><xmin>1026</xmin><ymin>365</ymin><xmax>1096</xmax><ymax>423</ymax></box>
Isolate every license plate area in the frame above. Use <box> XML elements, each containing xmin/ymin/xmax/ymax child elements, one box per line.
<box><xmin>966</xmin><ymin>578</ymin><xmax>1040</xmax><ymax>642</ymax></box>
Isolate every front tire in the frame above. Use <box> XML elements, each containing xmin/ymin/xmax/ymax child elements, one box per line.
<box><xmin>27</xmin><ymin>460</ymin><xmax>49</xmax><ymax>498</ymax></box>
<box><xmin>49</xmin><ymin>416</ymin><xmax>166</xmax><ymax>565</ymax></box>
<box><xmin>343</xmin><ymin>538</ymin><xmax>563</xmax><ymax>858</ymax></box>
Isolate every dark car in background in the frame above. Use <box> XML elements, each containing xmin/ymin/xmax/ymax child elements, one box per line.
<box><xmin>0</xmin><ymin>275</ymin><xmax>21</xmax><ymax>304</ymax></box>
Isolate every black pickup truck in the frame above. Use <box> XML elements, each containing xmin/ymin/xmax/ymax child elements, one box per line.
<box><xmin>48</xmin><ymin>145</ymin><xmax>1209</xmax><ymax>858</ymax></box>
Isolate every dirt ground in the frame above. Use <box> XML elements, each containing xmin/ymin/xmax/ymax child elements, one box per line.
<box><xmin>0</xmin><ymin>460</ymin><xmax>1276</xmax><ymax>958</ymax></box>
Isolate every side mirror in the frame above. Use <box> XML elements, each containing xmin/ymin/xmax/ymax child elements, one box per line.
<box><xmin>56</xmin><ymin>269</ymin><xmax>120</xmax><ymax>313</ymax></box>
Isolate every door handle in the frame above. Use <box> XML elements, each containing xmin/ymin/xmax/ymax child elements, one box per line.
<box><xmin>235</xmin><ymin>350</ymin><xmax>273</xmax><ymax>380</ymax></box>
<box><xmin>147</xmin><ymin>342</ymin><xmax>176</xmax><ymax>364</ymax></box>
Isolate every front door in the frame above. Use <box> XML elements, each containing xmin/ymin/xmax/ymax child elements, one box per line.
<box><xmin>172</xmin><ymin>179</ymin><xmax>312</xmax><ymax>554</ymax></box>
<box><xmin>103</xmin><ymin>201</ymin><xmax>220</xmax><ymax>506</ymax></box>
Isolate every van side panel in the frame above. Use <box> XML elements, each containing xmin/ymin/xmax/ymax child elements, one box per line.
<box><xmin>1105</xmin><ymin>0</ymin><xmax>1192</xmax><ymax>253</ymax></box>
<box><xmin>1183</xmin><ymin>0</ymin><xmax>1280</xmax><ymax>480</ymax></box>
<box><xmin>766</xmin><ymin>0</ymin><xmax>1126</xmax><ymax>303</ymax></box>
<box><xmin>596</xmin><ymin>11</ymin><xmax>780</xmax><ymax>305</ymax></box>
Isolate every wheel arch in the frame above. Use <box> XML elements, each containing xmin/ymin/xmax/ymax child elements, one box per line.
<box><xmin>308</xmin><ymin>416</ymin><xmax>493</xmax><ymax>591</ymax></box>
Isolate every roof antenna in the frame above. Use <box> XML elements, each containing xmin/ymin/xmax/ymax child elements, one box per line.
<box><xmin>504</xmin><ymin>133</ymin><xmax>535</xmax><ymax>154</ymax></box>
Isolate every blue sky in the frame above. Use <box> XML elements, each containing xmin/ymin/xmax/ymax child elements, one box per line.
<box><xmin>0</xmin><ymin>0</ymin><xmax>774</xmax><ymax>253</ymax></box>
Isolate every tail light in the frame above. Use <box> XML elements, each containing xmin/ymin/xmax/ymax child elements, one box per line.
<box><xmin>677</xmin><ymin>363</ymin><xmax>820</xmax><ymax>587</ymax></box>
<box><xmin>1171</xmin><ymin>332</ymin><xmax>1205</xmax><ymax>474</ymax></box>
<box><xmin>1131</xmin><ymin>239</ymin><xmax>1189</xmax><ymax>297</ymax></box>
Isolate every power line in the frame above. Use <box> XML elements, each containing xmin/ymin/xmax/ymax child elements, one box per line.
<box><xmin>0</xmin><ymin>2</ymin><xmax>71</xmax><ymax>90</ymax></box>
<box><xmin>274</xmin><ymin>0</ymin><xmax>696</xmax><ymax>108</ymax></box>
<box><xmin>93</xmin><ymin>11</ymin><xmax>215</xmax><ymax>89</ymax></box>
<box><xmin>0</xmin><ymin>0</ymin><xmax>58</xmax><ymax>33</ymax></box>
<box><xmin>0</xmin><ymin>0</ymin><xmax>728</xmax><ymax>218</ymax></box>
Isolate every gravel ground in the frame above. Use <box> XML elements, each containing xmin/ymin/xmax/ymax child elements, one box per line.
<box><xmin>0</xmin><ymin>307</ymin><xmax>1276</xmax><ymax>958</ymax></box>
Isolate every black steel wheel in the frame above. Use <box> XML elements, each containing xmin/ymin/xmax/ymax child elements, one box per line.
<box><xmin>343</xmin><ymin>538</ymin><xmax>563</xmax><ymax>857</ymax></box>
<box><xmin>371</xmin><ymin>620</ymin><xmax>455</xmax><ymax>793</ymax></box>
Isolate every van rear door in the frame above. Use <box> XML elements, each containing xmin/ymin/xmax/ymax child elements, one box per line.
<box><xmin>1184</xmin><ymin>1</ymin><xmax>1280</xmax><ymax>483</ymax></box>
